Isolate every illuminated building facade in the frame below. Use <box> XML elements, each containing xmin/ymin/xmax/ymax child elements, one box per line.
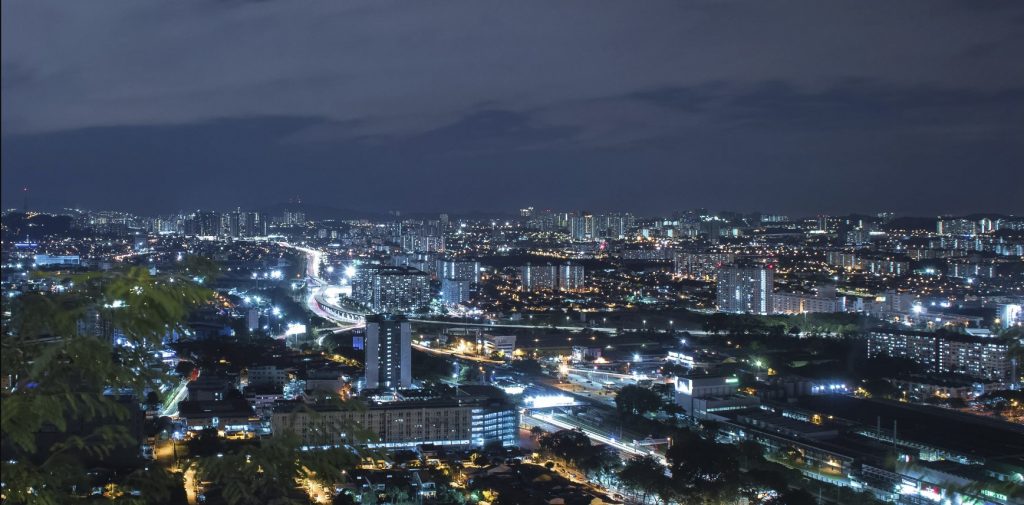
<box><xmin>716</xmin><ymin>263</ymin><xmax>774</xmax><ymax>315</ymax></box>
<box><xmin>364</xmin><ymin>314</ymin><xmax>412</xmax><ymax>390</ymax></box>
<box><xmin>674</xmin><ymin>251</ymin><xmax>736</xmax><ymax>280</ymax></box>
<box><xmin>866</xmin><ymin>329</ymin><xmax>1013</xmax><ymax>383</ymax></box>
<box><xmin>271</xmin><ymin>386</ymin><xmax>518</xmax><ymax>449</ymax></box>
<box><xmin>352</xmin><ymin>265</ymin><xmax>431</xmax><ymax>312</ymax></box>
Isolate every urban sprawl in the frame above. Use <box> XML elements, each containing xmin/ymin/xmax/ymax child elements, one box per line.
<box><xmin>3</xmin><ymin>206</ymin><xmax>1022</xmax><ymax>505</ymax></box>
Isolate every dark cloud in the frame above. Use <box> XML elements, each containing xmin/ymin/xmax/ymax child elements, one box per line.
<box><xmin>2</xmin><ymin>0</ymin><xmax>1023</xmax><ymax>215</ymax></box>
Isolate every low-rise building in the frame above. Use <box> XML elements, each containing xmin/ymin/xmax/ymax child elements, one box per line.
<box><xmin>674</xmin><ymin>374</ymin><xmax>759</xmax><ymax>419</ymax></box>
<box><xmin>178</xmin><ymin>399</ymin><xmax>259</xmax><ymax>434</ymax></box>
<box><xmin>480</xmin><ymin>334</ymin><xmax>516</xmax><ymax>356</ymax></box>
<box><xmin>271</xmin><ymin>386</ymin><xmax>518</xmax><ymax>450</ymax></box>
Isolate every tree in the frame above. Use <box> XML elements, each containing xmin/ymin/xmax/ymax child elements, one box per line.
<box><xmin>144</xmin><ymin>390</ymin><xmax>162</xmax><ymax>411</ymax></box>
<box><xmin>188</xmin><ymin>427</ymin><xmax>224</xmax><ymax>457</ymax></box>
<box><xmin>457</xmin><ymin>364</ymin><xmax>484</xmax><ymax>383</ymax></box>
<box><xmin>510</xmin><ymin>358</ymin><xmax>543</xmax><ymax>375</ymax></box>
<box><xmin>529</xmin><ymin>425</ymin><xmax>546</xmax><ymax>439</ymax></box>
<box><xmin>2</xmin><ymin>266</ymin><xmax>363</xmax><ymax>505</ymax></box>
<box><xmin>332</xmin><ymin>491</ymin><xmax>358</xmax><ymax>505</ymax></box>
<box><xmin>767</xmin><ymin>489</ymin><xmax>816</xmax><ymax>505</ymax></box>
<box><xmin>579</xmin><ymin>445</ymin><xmax>620</xmax><ymax>485</ymax></box>
<box><xmin>615</xmin><ymin>385</ymin><xmax>664</xmax><ymax>416</ymax></box>
<box><xmin>2</xmin><ymin>267</ymin><xmax>210</xmax><ymax>504</ymax></box>
<box><xmin>618</xmin><ymin>455</ymin><xmax>667</xmax><ymax>504</ymax></box>
<box><xmin>666</xmin><ymin>434</ymin><xmax>741</xmax><ymax>502</ymax></box>
<box><xmin>174</xmin><ymin>360</ymin><xmax>197</xmax><ymax>378</ymax></box>
<box><xmin>538</xmin><ymin>429</ymin><xmax>592</xmax><ymax>467</ymax></box>
<box><xmin>194</xmin><ymin>430</ymin><xmax>358</xmax><ymax>505</ymax></box>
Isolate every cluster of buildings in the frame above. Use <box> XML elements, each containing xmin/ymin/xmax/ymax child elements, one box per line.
<box><xmin>438</xmin><ymin>259</ymin><xmax>481</xmax><ymax>306</ymax></box>
<box><xmin>520</xmin><ymin>208</ymin><xmax>635</xmax><ymax>241</ymax></box>
<box><xmin>171</xmin><ymin>314</ymin><xmax>520</xmax><ymax>454</ymax></box>
<box><xmin>666</xmin><ymin>349</ymin><xmax>1021</xmax><ymax>505</ymax></box>
<box><xmin>866</xmin><ymin>329</ymin><xmax>1014</xmax><ymax>384</ymax></box>
<box><xmin>285</xmin><ymin>314</ymin><xmax>517</xmax><ymax>450</ymax></box>
<box><xmin>6</xmin><ymin>205</ymin><xmax>1021</xmax><ymax>505</ymax></box>
<box><xmin>165</xmin><ymin>208</ymin><xmax>297</xmax><ymax>237</ymax></box>
<box><xmin>519</xmin><ymin>262</ymin><xmax>585</xmax><ymax>292</ymax></box>
<box><xmin>713</xmin><ymin>262</ymin><xmax>846</xmax><ymax>315</ymax></box>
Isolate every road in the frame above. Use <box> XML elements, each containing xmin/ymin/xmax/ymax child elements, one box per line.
<box><xmin>417</xmin><ymin>344</ymin><xmax>669</xmax><ymax>470</ymax></box>
<box><xmin>279</xmin><ymin>242</ymin><xmax>323</xmax><ymax>279</ymax></box>
<box><xmin>408</xmin><ymin>318</ymin><xmax>621</xmax><ymax>333</ymax></box>
<box><xmin>184</xmin><ymin>466</ymin><xmax>199</xmax><ymax>505</ymax></box>
<box><xmin>282</xmin><ymin>241</ymin><xmax>712</xmax><ymax>341</ymax></box>
<box><xmin>279</xmin><ymin>242</ymin><xmax>365</xmax><ymax>327</ymax></box>
<box><xmin>523</xmin><ymin>411</ymin><xmax>667</xmax><ymax>465</ymax></box>
<box><xmin>161</xmin><ymin>378</ymin><xmax>190</xmax><ymax>417</ymax></box>
<box><xmin>412</xmin><ymin>342</ymin><xmax>505</xmax><ymax>364</ymax></box>
<box><xmin>287</xmin><ymin>240</ymin><xmax>670</xmax><ymax>470</ymax></box>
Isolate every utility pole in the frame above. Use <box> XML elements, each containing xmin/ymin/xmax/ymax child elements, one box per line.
<box><xmin>893</xmin><ymin>420</ymin><xmax>898</xmax><ymax>452</ymax></box>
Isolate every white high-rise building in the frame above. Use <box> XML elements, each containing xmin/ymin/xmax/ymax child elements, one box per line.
<box><xmin>716</xmin><ymin>264</ymin><xmax>774</xmax><ymax>315</ymax></box>
<box><xmin>364</xmin><ymin>314</ymin><xmax>412</xmax><ymax>390</ymax></box>
<box><xmin>437</xmin><ymin>260</ymin><xmax>480</xmax><ymax>284</ymax></box>
<box><xmin>520</xmin><ymin>263</ymin><xmax>558</xmax><ymax>291</ymax></box>
<box><xmin>558</xmin><ymin>263</ymin><xmax>585</xmax><ymax>291</ymax></box>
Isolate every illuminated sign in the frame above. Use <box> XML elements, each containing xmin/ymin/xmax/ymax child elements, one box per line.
<box><xmin>500</xmin><ymin>385</ymin><xmax>526</xmax><ymax>395</ymax></box>
<box><xmin>524</xmin><ymin>395</ymin><xmax>574</xmax><ymax>408</ymax></box>
<box><xmin>982</xmin><ymin>490</ymin><xmax>1008</xmax><ymax>501</ymax></box>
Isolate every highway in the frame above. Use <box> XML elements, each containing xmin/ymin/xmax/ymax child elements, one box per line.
<box><xmin>412</xmin><ymin>342</ymin><xmax>505</xmax><ymax>364</ymax></box>
<box><xmin>279</xmin><ymin>242</ymin><xmax>323</xmax><ymax>280</ymax></box>
<box><xmin>523</xmin><ymin>411</ymin><xmax>667</xmax><ymax>465</ymax></box>
<box><xmin>279</xmin><ymin>242</ymin><xmax>365</xmax><ymax>326</ymax></box>
<box><xmin>423</xmin><ymin>344</ymin><xmax>670</xmax><ymax>469</ymax></box>
<box><xmin>408</xmin><ymin>318</ymin><xmax>620</xmax><ymax>333</ymax></box>
<box><xmin>285</xmin><ymin>240</ymin><xmax>671</xmax><ymax>468</ymax></box>
<box><xmin>161</xmin><ymin>378</ymin><xmax>190</xmax><ymax>417</ymax></box>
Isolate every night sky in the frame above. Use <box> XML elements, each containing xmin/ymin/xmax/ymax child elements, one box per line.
<box><xmin>2</xmin><ymin>1</ymin><xmax>1023</xmax><ymax>216</ymax></box>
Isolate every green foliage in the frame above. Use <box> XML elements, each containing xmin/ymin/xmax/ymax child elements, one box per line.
<box><xmin>665</xmin><ymin>431</ymin><xmax>742</xmax><ymax>503</ymax></box>
<box><xmin>618</xmin><ymin>455</ymin><xmax>672</xmax><ymax>503</ymax></box>
<box><xmin>509</xmin><ymin>358</ymin><xmax>543</xmax><ymax>375</ymax></box>
<box><xmin>193</xmin><ymin>431</ymin><xmax>359</xmax><ymax>505</ymax></box>
<box><xmin>537</xmin><ymin>429</ymin><xmax>593</xmax><ymax>467</ymax></box>
<box><xmin>2</xmin><ymin>267</ymin><xmax>212</xmax><ymax>504</ymax></box>
<box><xmin>701</xmin><ymin>311</ymin><xmax>865</xmax><ymax>338</ymax></box>
<box><xmin>615</xmin><ymin>385</ymin><xmax>664</xmax><ymax>416</ymax></box>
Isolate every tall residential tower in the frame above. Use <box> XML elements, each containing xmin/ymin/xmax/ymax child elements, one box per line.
<box><xmin>364</xmin><ymin>314</ymin><xmax>412</xmax><ymax>390</ymax></box>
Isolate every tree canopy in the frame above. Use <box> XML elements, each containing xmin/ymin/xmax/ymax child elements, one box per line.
<box><xmin>2</xmin><ymin>267</ymin><xmax>210</xmax><ymax>504</ymax></box>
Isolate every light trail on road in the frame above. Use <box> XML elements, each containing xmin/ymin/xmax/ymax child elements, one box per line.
<box><xmin>524</xmin><ymin>411</ymin><xmax>668</xmax><ymax>466</ymax></box>
<box><xmin>408</xmin><ymin>318</ymin><xmax>620</xmax><ymax>333</ymax></box>
<box><xmin>161</xmin><ymin>379</ymin><xmax>190</xmax><ymax>418</ymax></box>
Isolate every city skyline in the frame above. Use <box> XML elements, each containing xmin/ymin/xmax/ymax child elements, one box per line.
<box><xmin>4</xmin><ymin>2</ymin><xmax>1024</xmax><ymax>504</ymax></box>
<box><xmin>4</xmin><ymin>202</ymin><xmax>1021</xmax><ymax>224</ymax></box>
<box><xmin>3</xmin><ymin>1</ymin><xmax>1023</xmax><ymax>215</ymax></box>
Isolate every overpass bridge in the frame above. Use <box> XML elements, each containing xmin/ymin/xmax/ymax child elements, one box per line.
<box><xmin>312</xmin><ymin>290</ymin><xmax>365</xmax><ymax>324</ymax></box>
